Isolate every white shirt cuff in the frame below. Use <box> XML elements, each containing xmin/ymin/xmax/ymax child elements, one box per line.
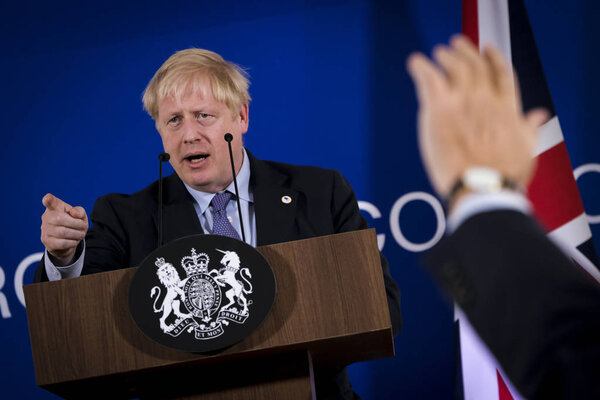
<box><xmin>44</xmin><ymin>241</ymin><xmax>85</xmax><ymax>281</ymax></box>
<box><xmin>447</xmin><ymin>190</ymin><xmax>532</xmax><ymax>234</ymax></box>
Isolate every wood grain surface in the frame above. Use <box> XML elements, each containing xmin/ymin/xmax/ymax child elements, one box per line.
<box><xmin>25</xmin><ymin>229</ymin><xmax>393</xmax><ymax>399</ymax></box>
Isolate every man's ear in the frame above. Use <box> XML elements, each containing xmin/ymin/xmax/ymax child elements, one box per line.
<box><xmin>238</xmin><ymin>103</ymin><xmax>249</xmax><ymax>134</ymax></box>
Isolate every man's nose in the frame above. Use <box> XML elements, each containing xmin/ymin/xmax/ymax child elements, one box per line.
<box><xmin>182</xmin><ymin>118</ymin><xmax>202</xmax><ymax>143</ymax></box>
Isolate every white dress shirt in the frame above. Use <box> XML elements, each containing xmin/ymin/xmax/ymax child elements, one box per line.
<box><xmin>45</xmin><ymin>148</ymin><xmax>255</xmax><ymax>281</ymax></box>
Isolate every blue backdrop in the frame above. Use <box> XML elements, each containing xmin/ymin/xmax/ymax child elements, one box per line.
<box><xmin>1</xmin><ymin>1</ymin><xmax>599</xmax><ymax>398</ymax></box>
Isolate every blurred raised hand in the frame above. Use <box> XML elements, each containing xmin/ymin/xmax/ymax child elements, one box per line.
<box><xmin>406</xmin><ymin>35</ymin><xmax>548</xmax><ymax>200</ymax></box>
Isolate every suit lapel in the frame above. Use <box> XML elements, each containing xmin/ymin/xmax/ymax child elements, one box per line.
<box><xmin>154</xmin><ymin>173</ymin><xmax>204</xmax><ymax>245</ymax></box>
<box><xmin>154</xmin><ymin>153</ymin><xmax>300</xmax><ymax>247</ymax></box>
<box><xmin>248</xmin><ymin>152</ymin><xmax>299</xmax><ymax>246</ymax></box>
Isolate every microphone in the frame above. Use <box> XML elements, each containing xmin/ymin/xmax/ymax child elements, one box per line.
<box><xmin>158</xmin><ymin>152</ymin><xmax>170</xmax><ymax>247</ymax></box>
<box><xmin>224</xmin><ymin>133</ymin><xmax>246</xmax><ymax>243</ymax></box>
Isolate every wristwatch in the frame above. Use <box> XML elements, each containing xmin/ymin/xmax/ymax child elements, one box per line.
<box><xmin>446</xmin><ymin>167</ymin><xmax>518</xmax><ymax>205</ymax></box>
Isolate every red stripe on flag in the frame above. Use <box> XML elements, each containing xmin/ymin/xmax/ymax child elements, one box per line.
<box><xmin>497</xmin><ymin>370</ymin><xmax>515</xmax><ymax>400</ymax></box>
<box><xmin>527</xmin><ymin>142</ymin><xmax>585</xmax><ymax>232</ymax></box>
<box><xmin>462</xmin><ymin>0</ymin><xmax>479</xmax><ymax>46</ymax></box>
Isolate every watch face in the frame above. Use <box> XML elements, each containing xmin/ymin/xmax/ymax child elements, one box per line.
<box><xmin>129</xmin><ymin>234</ymin><xmax>276</xmax><ymax>353</ymax></box>
<box><xmin>463</xmin><ymin>167</ymin><xmax>502</xmax><ymax>192</ymax></box>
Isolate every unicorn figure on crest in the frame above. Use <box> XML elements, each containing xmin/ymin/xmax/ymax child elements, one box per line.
<box><xmin>209</xmin><ymin>249</ymin><xmax>253</xmax><ymax>315</ymax></box>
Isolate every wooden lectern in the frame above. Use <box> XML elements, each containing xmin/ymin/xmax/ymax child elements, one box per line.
<box><xmin>25</xmin><ymin>229</ymin><xmax>394</xmax><ymax>399</ymax></box>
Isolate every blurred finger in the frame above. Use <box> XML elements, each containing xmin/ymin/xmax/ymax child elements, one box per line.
<box><xmin>451</xmin><ymin>35</ymin><xmax>490</xmax><ymax>88</ymax></box>
<box><xmin>483</xmin><ymin>45</ymin><xmax>514</xmax><ymax>95</ymax></box>
<box><xmin>484</xmin><ymin>45</ymin><xmax>525</xmax><ymax>116</ymax></box>
<box><xmin>433</xmin><ymin>45</ymin><xmax>469</xmax><ymax>90</ymax></box>
<box><xmin>407</xmin><ymin>52</ymin><xmax>449</xmax><ymax>105</ymax></box>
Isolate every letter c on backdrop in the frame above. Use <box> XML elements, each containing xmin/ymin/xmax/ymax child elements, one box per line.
<box><xmin>358</xmin><ymin>201</ymin><xmax>386</xmax><ymax>250</ymax></box>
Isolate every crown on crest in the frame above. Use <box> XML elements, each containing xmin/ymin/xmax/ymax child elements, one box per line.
<box><xmin>155</xmin><ymin>257</ymin><xmax>167</xmax><ymax>268</ymax></box>
<box><xmin>181</xmin><ymin>248</ymin><xmax>209</xmax><ymax>275</ymax></box>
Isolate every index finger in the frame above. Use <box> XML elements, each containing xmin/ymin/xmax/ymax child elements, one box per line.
<box><xmin>42</xmin><ymin>193</ymin><xmax>71</xmax><ymax>212</ymax></box>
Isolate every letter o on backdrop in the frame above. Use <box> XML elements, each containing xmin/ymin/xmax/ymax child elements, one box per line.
<box><xmin>574</xmin><ymin>163</ymin><xmax>600</xmax><ymax>224</ymax></box>
<box><xmin>389</xmin><ymin>191</ymin><xmax>445</xmax><ymax>252</ymax></box>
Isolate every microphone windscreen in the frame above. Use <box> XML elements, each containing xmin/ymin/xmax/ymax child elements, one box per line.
<box><xmin>159</xmin><ymin>153</ymin><xmax>170</xmax><ymax>162</ymax></box>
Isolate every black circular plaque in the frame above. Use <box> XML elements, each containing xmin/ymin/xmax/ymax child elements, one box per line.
<box><xmin>129</xmin><ymin>234</ymin><xmax>276</xmax><ymax>353</ymax></box>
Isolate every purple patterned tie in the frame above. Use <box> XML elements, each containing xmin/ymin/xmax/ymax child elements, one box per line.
<box><xmin>210</xmin><ymin>191</ymin><xmax>241</xmax><ymax>240</ymax></box>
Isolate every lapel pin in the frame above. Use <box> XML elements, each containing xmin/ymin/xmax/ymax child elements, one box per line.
<box><xmin>281</xmin><ymin>195</ymin><xmax>292</xmax><ymax>204</ymax></box>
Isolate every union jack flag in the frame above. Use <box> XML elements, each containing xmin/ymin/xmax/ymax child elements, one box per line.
<box><xmin>457</xmin><ymin>0</ymin><xmax>600</xmax><ymax>398</ymax></box>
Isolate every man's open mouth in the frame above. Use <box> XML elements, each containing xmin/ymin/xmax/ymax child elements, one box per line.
<box><xmin>185</xmin><ymin>154</ymin><xmax>208</xmax><ymax>163</ymax></box>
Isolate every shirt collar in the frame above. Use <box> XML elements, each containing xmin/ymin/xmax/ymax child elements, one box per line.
<box><xmin>184</xmin><ymin>148</ymin><xmax>253</xmax><ymax>214</ymax></box>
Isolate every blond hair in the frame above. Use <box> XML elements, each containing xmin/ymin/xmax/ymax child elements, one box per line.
<box><xmin>142</xmin><ymin>48</ymin><xmax>251</xmax><ymax>120</ymax></box>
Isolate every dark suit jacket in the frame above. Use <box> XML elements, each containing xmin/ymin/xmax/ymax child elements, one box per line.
<box><xmin>35</xmin><ymin>150</ymin><xmax>401</xmax><ymax>400</ymax></box>
<box><xmin>424</xmin><ymin>210</ymin><xmax>600</xmax><ymax>399</ymax></box>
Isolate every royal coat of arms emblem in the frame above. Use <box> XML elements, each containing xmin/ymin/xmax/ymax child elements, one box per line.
<box><xmin>151</xmin><ymin>248</ymin><xmax>254</xmax><ymax>339</ymax></box>
<box><xmin>129</xmin><ymin>234</ymin><xmax>276</xmax><ymax>353</ymax></box>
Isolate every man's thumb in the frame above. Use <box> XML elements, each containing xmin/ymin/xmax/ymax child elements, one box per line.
<box><xmin>526</xmin><ymin>108</ymin><xmax>550</xmax><ymax>130</ymax></box>
<box><xmin>68</xmin><ymin>206</ymin><xmax>87</xmax><ymax>221</ymax></box>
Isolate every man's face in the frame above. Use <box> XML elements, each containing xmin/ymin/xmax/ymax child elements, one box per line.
<box><xmin>156</xmin><ymin>77</ymin><xmax>248</xmax><ymax>193</ymax></box>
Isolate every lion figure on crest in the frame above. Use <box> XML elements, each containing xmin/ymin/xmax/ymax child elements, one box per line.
<box><xmin>150</xmin><ymin>258</ymin><xmax>191</xmax><ymax>332</ymax></box>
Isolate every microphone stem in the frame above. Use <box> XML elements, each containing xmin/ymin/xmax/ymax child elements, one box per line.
<box><xmin>158</xmin><ymin>152</ymin><xmax>169</xmax><ymax>247</ymax></box>
<box><xmin>226</xmin><ymin>142</ymin><xmax>246</xmax><ymax>243</ymax></box>
<box><xmin>158</xmin><ymin>159</ymin><xmax>164</xmax><ymax>247</ymax></box>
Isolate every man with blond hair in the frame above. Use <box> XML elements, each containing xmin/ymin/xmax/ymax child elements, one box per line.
<box><xmin>35</xmin><ymin>48</ymin><xmax>402</xmax><ymax>400</ymax></box>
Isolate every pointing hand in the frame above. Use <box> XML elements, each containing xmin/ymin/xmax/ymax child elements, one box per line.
<box><xmin>40</xmin><ymin>193</ymin><xmax>88</xmax><ymax>266</ymax></box>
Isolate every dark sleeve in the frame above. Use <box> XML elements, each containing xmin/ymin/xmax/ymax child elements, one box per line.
<box><xmin>423</xmin><ymin>210</ymin><xmax>600</xmax><ymax>399</ymax></box>
<box><xmin>331</xmin><ymin>171</ymin><xmax>402</xmax><ymax>336</ymax></box>
<box><xmin>33</xmin><ymin>258</ymin><xmax>49</xmax><ymax>282</ymax></box>
<box><xmin>81</xmin><ymin>194</ymin><xmax>130</xmax><ymax>275</ymax></box>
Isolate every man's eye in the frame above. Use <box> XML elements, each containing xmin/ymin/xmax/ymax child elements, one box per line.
<box><xmin>196</xmin><ymin>112</ymin><xmax>211</xmax><ymax>119</ymax></box>
<box><xmin>168</xmin><ymin>116</ymin><xmax>181</xmax><ymax>124</ymax></box>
